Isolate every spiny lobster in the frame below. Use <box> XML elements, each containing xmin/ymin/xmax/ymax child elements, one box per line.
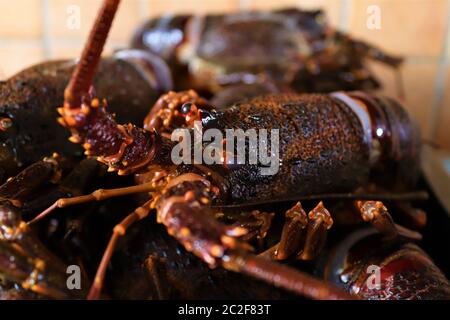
<box><xmin>17</xmin><ymin>0</ymin><xmax>434</xmax><ymax>300</ymax></box>
<box><xmin>131</xmin><ymin>7</ymin><xmax>403</xmax><ymax>95</ymax></box>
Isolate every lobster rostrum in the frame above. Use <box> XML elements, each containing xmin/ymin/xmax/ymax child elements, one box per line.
<box><xmin>131</xmin><ymin>7</ymin><xmax>403</xmax><ymax>95</ymax></box>
<box><xmin>30</xmin><ymin>0</ymin><xmax>429</xmax><ymax>300</ymax></box>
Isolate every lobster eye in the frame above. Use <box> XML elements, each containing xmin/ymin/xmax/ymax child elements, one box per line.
<box><xmin>181</xmin><ymin>102</ymin><xmax>193</xmax><ymax>115</ymax></box>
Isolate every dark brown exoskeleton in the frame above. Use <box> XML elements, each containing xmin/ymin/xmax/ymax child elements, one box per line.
<box><xmin>0</xmin><ymin>155</ymin><xmax>97</xmax><ymax>299</ymax></box>
<box><xmin>131</xmin><ymin>7</ymin><xmax>403</xmax><ymax>98</ymax></box>
<box><xmin>0</xmin><ymin>48</ymin><xmax>174</xmax><ymax>293</ymax></box>
<box><xmin>0</xmin><ymin>48</ymin><xmax>172</xmax><ymax>183</ymax></box>
<box><xmin>322</xmin><ymin>228</ymin><xmax>450</xmax><ymax>299</ymax></box>
<box><xmin>30</xmin><ymin>0</ymin><xmax>429</xmax><ymax>300</ymax></box>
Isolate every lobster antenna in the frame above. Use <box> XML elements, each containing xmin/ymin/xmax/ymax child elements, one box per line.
<box><xmin>229</xmin><ymin>254</ymin><xmax>355</xmax><ymax>300</ymax></box>
<box><xmin>64</xmin><ymin>0</ymin><xmax>121</xmax><ymax>108</ymax></box>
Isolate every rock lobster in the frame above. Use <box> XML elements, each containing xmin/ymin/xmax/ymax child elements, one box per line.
<box><xmin>19</xmin><ymin>0</ymin><xmax>438</xmax><ymax>300</ymax></box>
<box><xmin>131</xmin><ymin>7</ymin><xmax>403</xmax><ymax>95</ymax></box>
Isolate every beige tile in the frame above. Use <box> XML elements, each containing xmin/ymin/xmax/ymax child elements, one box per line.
<box><xmin>0</xmin><ymin>0</ymin><xmax>43</xmax><ymax>38</ymax></box>
<box><xmin>146</xmin><ymin>0</ymin><xmax>240</xmax><ymax>16</ymax></box>
<box><xmin>50</xmin><ymin>45</ymin><xmax>82</xmax><ymax>61</ymax></box>
<box><xmin>349</xmin><ymin>0</ymin><xmax>448</xmax><ymax>58</ymax></box>
<box><xmin>369</xmin><ymin>60</ymin><xmax>438</xmax><ymax>140</ymax></box>
<box><xmin>0</xmin><ymin>45</ymin><xmax>44</xmax><ymax>78</ymax></box>
<box><xmin>50</xmin><ymin>42</ymin><xmax>114</xmax><ymax>60</ymax></box>
<box><xmin>48</xmin><ymin>0</ymin><xmax>139</xmax><ymax>42</ymax></box>
<box><xmin>241</xmin><ymin>0</ymin><xmax>341</xmax><ymax>26</ymax></box>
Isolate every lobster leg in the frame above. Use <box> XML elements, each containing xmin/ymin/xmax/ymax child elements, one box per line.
<box><xmin>271</xmin><ymin>202</ymin><xmax>308</xmax><ymax>260</ymax></box>
<box><xmin>29</xmin><ymin>182</ymin><xmax>155</xmax><ymax>224</ymax></box>
<box><xmin>234</xmin><ymin>210</ymin><xmax>274</xmax><ymax>249</ymax></box>
<box><xmin>261</xmin><ymin>202</ymin><xmax>332</xmax><ymax>261</ymax></box>
<box><xmin>298</xmin><ymin>202</ymin><xmax>333</xmax><ymax>260</ymax></box>
<box><xmin>87</xmin><ymin>200</ymin><xmax>152</xmax><ymax>300</ymax></box>
<box><xmin>355</xmin><ymin>200</ymin><xmax>422</xmax><ymax>240</ymax></box>
<box><xmin>0</xmin><ymin>159</ymin><xmax>71</xmax><ymax>270</ymax></box>
<box><xmin>0</xmin><ymin>157</ymin><xmax>62</xmax><ymax>203</ymax></box>
<box><xmin>0</xmin><ymin>201</ymin><xmax>87</xmax><ymax>298</ymax></box>
<box><xmin>354</xmin><ymin>185</ymin><xmax>427</xmax><ymax>228</ymax></box>
<box><xmin>0</xmin><ymin>241</ymin><xmax>70</xmax><ymax>299</ymax></box>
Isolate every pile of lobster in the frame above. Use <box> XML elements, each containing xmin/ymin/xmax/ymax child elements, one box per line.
<box><xmin>0</xmin><ymin>0</ymin><xmax>449</xmax><ymax>300</ymax></box>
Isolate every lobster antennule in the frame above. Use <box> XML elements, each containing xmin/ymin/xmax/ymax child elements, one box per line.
<box><xmin>64</xmin><ymin>0</ymin><xmax>121</xmax><ymax>108</ymax></box>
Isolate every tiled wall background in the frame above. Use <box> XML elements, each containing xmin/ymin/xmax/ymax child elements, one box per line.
<box><xmin>0</xmin><ymin>0</ymin><xmax>449</xmax><ymax>148</ymax></box>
